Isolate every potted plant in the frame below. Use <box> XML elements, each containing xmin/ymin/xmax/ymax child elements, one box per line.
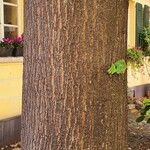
<box><xmin>0</xmin><ymin>38</ymin><xmax>14</xmax><ymax>57</ymax></box>
<box><xmin>12</xmin><ymin>34</ymin><xmax>24</xmax><ymax>57</ymax></box>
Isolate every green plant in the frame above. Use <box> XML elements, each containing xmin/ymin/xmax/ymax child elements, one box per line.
<box><xmin>127</xmin><ymin>48</ymin><xmax>144</xmax><ymax>70</ymax></box>
<box><xmin>107</xmin><ymin>59</ymin><xmax>127</xmax><ymax>75</ymax></box>
<box><xmin>0</xmin><ymin>37</ymin><xmax>14</xmax><ymax>49</ymax></box>
<box><xmin>12</xmin><ymin>34</ymin><xmax>24</xmax><ymax>48</ymax></box>
<box><xmin>136</xmin><ymin>98</ymin><xmax>150</xmax><ymax>123</ymax></box>
<box><xmin>139</xmin><ymin>27</ymin><xmax>150</xmax><ymax>56</ymax></box>
<box><xmin>0</xmin><ymin>35</ymin><xmax>24</xmax><ymax>50</ymax></box>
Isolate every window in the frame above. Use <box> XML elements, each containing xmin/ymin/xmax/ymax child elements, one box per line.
<box><xmin>0</xmin><ymin>0</ymin><xmax>19</xmax><ymax>39</ymax></box>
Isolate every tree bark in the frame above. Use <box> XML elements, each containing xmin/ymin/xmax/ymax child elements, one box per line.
<box><xmin>22</xmin><ymin>0</ymin><xmax>128</xmax><ymax>150</ymax></box>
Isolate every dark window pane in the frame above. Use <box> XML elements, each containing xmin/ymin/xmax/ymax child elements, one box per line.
<box><xmin>3</xmin><ymin>0</ymin><xmax>17</xmax><ymax>4</ymax></box>
<box><xmin>4</xmin><ymin>5</ymin><xmax>17</xmax><ymax>25</ymax></box>
<box><xmin>4</xmin><ymin>27</ymin><xmax>18</xmax><ymax>39</ymax></box>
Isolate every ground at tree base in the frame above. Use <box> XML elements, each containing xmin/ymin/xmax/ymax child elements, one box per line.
<box><xmin>128</xmin><ymin>109</ymin><xmax>150</xmax><ymax>150</ymax></box>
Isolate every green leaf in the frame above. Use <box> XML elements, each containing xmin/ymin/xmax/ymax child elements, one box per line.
<box><xmin>143</xmin><ymin>99</ymin><xmax>150</xmax><ymax>106</ymax></box>
<box><xmin>115</xmin><ymin>60</ymin><xmax>127</xmax><ymax>74</ymax></box>
<box><xmin>107</xmin><ymin>64</ymin><xmax>116</xmax><ymax>75</ymax></box>
<box><xmin>140</xmin><ymin>105</ymin><xmax>150</xmax><ymax>115</ymax></box>
<box><xmin>136</xmin><ymin>115</ymin><xmax>145</xmax><ymax>123</ymax></box>
<box><xmin>146</xmin><ymin>109</ymin><xmax>150</xmax><ymax>116</ymax></box>
<box><xmin>107</xmin><ymin>59</ymin><xmax>127</xmax><ymax>75</ymax></box>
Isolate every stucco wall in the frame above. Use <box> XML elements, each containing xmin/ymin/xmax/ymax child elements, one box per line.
<box><xmin>0</xmin><ymin>57</ymin><xmax>23</xmax><ymax>120</ymax></box>
<box><xmin>128</xmin><ymin>57</ymin><xmax>150</xmax><ymax>88</ymax></box>
<box><xmin>137</xmin><ymin>0</ymin><xmax>150</xmax><ymax>6</ymax></box>
<box><xmin>128</xmin><ymin>0</ymin><xmax>136</xmax><ymax>47</ymax></box>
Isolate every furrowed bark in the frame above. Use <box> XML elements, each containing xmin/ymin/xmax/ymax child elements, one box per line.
<box><xmin>22</xmin><ymin>0</ymin><xmax>128</xmax><ymax>149</ymax></box>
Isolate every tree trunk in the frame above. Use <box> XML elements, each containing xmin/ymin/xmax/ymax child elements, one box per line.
<box><xmin>22</xmin><ymin>0</ymin><xmax>128</xmax><ymax>150</ymax></box>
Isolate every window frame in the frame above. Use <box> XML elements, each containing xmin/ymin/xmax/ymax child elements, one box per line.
<box><xmin>0</xmin><ymin>0</ymin><xmax>20</xmax><ymax>39</ymax></box>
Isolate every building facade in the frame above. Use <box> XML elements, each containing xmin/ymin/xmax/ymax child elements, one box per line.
<box><xmin>128</xmin><ymin>0</ymin><xmax>150</xmax><ymax>47</ymax></box>
<box><xmin>0</xmin><ymin>0</ymin><xmax>24</xmax><ymax>120</ymax></box>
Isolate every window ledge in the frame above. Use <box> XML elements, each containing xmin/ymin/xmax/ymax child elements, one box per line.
<box><xmin>0</xmin><ymin>57</ymin><xmax>23</xmax><ymax>63</ymax></box>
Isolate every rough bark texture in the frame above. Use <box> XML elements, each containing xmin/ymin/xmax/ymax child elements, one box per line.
<box><xmin>22</xmin><ymin>0</ymin><xmax>128</xmax><ymax>150</ymax></box>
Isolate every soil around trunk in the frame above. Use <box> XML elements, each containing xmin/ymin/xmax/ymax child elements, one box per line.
<box><xmin>128</xmin><ymin>110</ymin><xmax>150</xmax><ymax>150</ymax></box>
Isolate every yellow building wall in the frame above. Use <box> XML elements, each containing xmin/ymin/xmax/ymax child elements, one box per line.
<box><xmin>0</xmin><ymin>58</ymin><xmax>23</xmax><ymax>120</ymax></box>
<box><xmin>128</xmin><ymin>0</ymin><xmax>136</xmax><ymax>47</ymax></box>
<box><xmin>18</xmin><ymin>0</ymin><xmax>24</xmax><ymax>35</ymax></box>
<box><xmin>128</xmin><ymin>0</ymin><xmax>150</xmax><ymax>48</ymax></box>
<box><xmin>127</xmin><ymin>0</ymin><xmax>150</xmax><ymax>87</ymax></box>
<box><xmin>128</xmin><ymin>57</ymin><xmax>150</xmax><ymax>88</ymax></box>
<box><xmin>139</xmin><ymin>0</ymin><xmax>150</xmax><ymax>6</ymax></box>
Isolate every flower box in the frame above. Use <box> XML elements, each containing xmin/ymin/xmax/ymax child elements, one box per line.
<box><xmin>0</xmin><ymin>35</ymin><xmax>23</xmax><ymax>57</ymax></box>
<box><xmin>0</xmin><ymin>47</ymin><xmax>13</xmax><ymax>57</ymax></box>
<box><xmin>12</xmin><ymin>47</ymin><xmax>23</xmax><ymax>57</ymax></box>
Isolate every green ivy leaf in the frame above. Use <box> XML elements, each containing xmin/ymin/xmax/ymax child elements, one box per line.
<box><xmin>143</xmin><ymin>99</ymin><xmax>150</xmax><ymax>106</ymax></box>
<box><xmin>107</xmin><ymin>64</ymin><xmax>116</xmax><ymax>75</ymax></box>
<box><xmin>146</xmin><ymin>109</ymin><xmax>150</xmax><ymax>116</ymax></box>
<box><xmin>140</xmin><ymin>105</ymin><xmax>150</xmax><ymax>115</ymax></box>
<box><xmin>107</xmin><ymin>59</ymin><xmax>127</xmax><ymax>75</ymax></box>
<box><xmin>115</xmin><ymin>60</ymin><xmax>127</xmax><ymax>74</ymax></box>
